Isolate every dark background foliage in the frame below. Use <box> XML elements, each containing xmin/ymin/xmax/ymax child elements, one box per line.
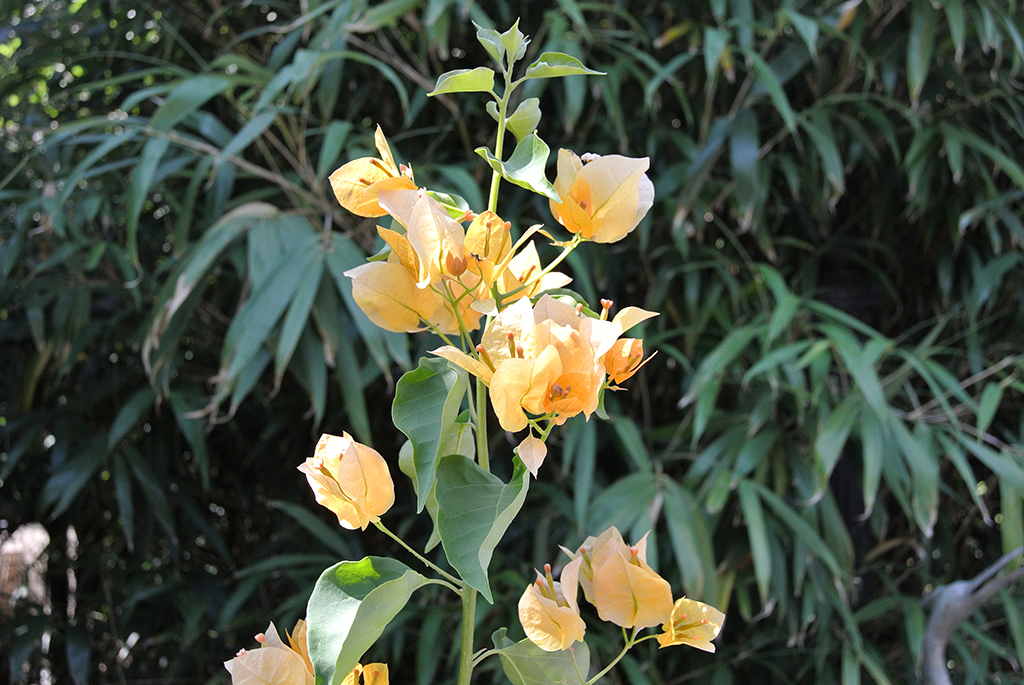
<box><xmin>2</xmin><ymin>0</ymin><xmax>1024</xmax><ymax>683</ymax></box>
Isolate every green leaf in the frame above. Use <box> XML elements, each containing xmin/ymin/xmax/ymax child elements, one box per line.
<box><xmin>150</xmin><ymin>75</ymin><xmax>233</xmax><ymax>131</ymax></box>
<box><xmin>977</xmin><ymin>382</ymin><xmax>1003</xmax><ymax>437</ymax></box>
<box><xmin>781</xmin><ymin>10</ymin><xmax>819</xmax><ymax>58</ymax></box>
<box><xmin>125</xmin><ymin>137</ymin><xmax>169</xmax><ymax>263</ymax></box>
<box><xmin>813</xmin><ymin>395</ymin><xmax>861</xmax><ymax>481</ymax></box>
<box><xmin>216</xmin><ymin>108</ymin><xmax>278</xmax><ymax>168</ymax></box>
<box><xmin>392</xmin><ymin>357</ymin><xmax>468</xmax><ymax>512</ymax></box>
<box><xmin>428</xmin><ymin>67</ymin><xmax>495</xmax><ymax>96</ymax></box>
<box><xmin>662</xmin><ymin>479</ymin><xmax>717</xmax><ymax>600</ymax></box>
<box><xmin>306</xmin><ymin>557</ymin><xmax>427</xmax><ymax>685</ymax></box>
<box><xmin>475</xmin><ymin>133</ymin><xmax>559</xmax><ymax>201</ymax></box>
<box><xmin>491</xmin><ymin>627</ymin><xmax>590</xmax><ymax>685</ymax></box>
<box><xmin>222</xmin><ymin>234</ymin><xmax>320</xmax><ymax>383</ymax></box>
<box><xmin>274</xmin><ymin>254</ymin><xmax>325</xmax><ymax>383</ymax></box>
<box><xmin>907</xmin><ymin>0</ymin><xmax>937</xmax><ymax>105</ymax></box>
<box><xmin>107</xmin><ymin>386</ymin><xmax>156</xmax><ymax>450</ymax></box>
<box><xmin>474</xmin><ymin>22</ymin><xmax>505</xmax><ymax>66</ymax></box>
<box><xmin>738</xmin><ymin>479</ymin><xmax>772</xmax><ymax>603</ymax></box>
<box><xmin>505</xmin><ymin>97</ymin><xmax>542</xmax><ymax>140</ymax></box>
<box><xmin>499</xmin><ymin>20</ymin><xmax>529</xmax><ymax>64</ymax></box>
<box><xmin>742</xmin><ymin>48</ymin><xmax>797</xmax><ymax>133</ymax></box>
<box><xmin>522</xmin><ymin>51</ymin><xmax>604</xmax><ymax>80</ymax></box>
<box><xmin>750</xmin><ymin>480</ymin><xmax>845</xmax><ymax>579</ymax></box>
<box><xmin>435</xmin><ymin>455</ymin><xmax>529</xmax><ymax>603</ymax></box>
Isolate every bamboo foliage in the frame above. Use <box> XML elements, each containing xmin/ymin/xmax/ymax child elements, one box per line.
<box><xmin>2</xmin><ymin>1</ymin><xmax>1024</xmax><ymax>683</ymax></box>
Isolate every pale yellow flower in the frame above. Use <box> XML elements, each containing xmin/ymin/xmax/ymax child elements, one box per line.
<box><xmin>550</xmin><ymin>150</ymin><xmax>654</xmax><ymax>243</ymax></box>
<box><xmin>563</xmin><ymin>526</ymin><xmax>672</xmax><ymax>629</ymax></box>
<box><xmin>342</xmin><ymin>662</ymin><xmax>389</xmax><ymax>685</ymax></box>
<box><xmin>224</xmin><ymin>620</ymin><xmax>314</xmax><ymax>685</ymax></box>
<box><xmin>518</xmin><ymin>559</ymin><xmax>586</xmax><ymax>652</ymax></box>
<box><xmin>602</xmin><ymin>338</ymin><xmax>651</xmax><ymax>385</ymax></box>
<box><xmin>657</xmin><ymin>597</ymin><xmax>725</xmax><ymax>652</ymax></box>
<box><xmin>329</xmin><ymin>126</ymin><xmax>416</xmax><ymax>217</ymax></box>
<box><xmin>298</xmin><ymin>433</ymin><xmax>395</xmax><ymax>530</ymax></box>
<box><xmin>433</xmin><ymin>295</ymin><xmax>655</xmax><ymax>434</ymax></box>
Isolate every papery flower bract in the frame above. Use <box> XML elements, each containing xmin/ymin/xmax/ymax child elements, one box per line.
<box><xmin>516</xmin><ymin>434</ymin><xmax>547</xmax><ymax>477</ymax></box>
<box><xmin>329</xmin><ymin>126</ymin><xmax>416</xmax><ymax>217</ymax></box>
<box><xmin>298</xmin><ymin>432</ymin><xmax>395</xmax><ymax>530</ymax></box>
<box><xmin>433</xmin><ymin>295</ymin><xmax>655</xmax><ymax>435</ymax></box>
<box><xmin>550</xmin><ymin>149</ymin><xmax>655</xmax><ymax>243</ymax></box>
<box><xmin>342</xmin><ymin>662</ymin><xmax>389</xmax><ymax>685</ymax></box>
<box><xmin>564</xmin><ymin>526</ymin><xmax>672</xmax><ymax>629</ymax></box>
<box><xmin>345</xmin><ymin>261</ymin><xmax>447</xmax><ymax>333</ymax></box>
<box><xmin>378</xmin><ymin>188</ymin><xmax>465</xmax><ymax>289</ymax></box>
<box><xmin>657</xmin><ymin>597</ymin><xmax>726</xmax><ymax>652</ymax></box>
<box><xmin>603</xmin><ymin>338</ymin><xmax>650</xmax><ymax>385</ymax></box>
<box><xmin>224</xmin><ymin>620</ymin><xmax>314</xmax><ymax>685</ymax></box>
<box><xmin>518</xmin><ymin>558</ymin><xmax>586</xmax><ymax>652</ymax></box>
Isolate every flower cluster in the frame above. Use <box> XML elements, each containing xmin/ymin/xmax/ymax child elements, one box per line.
<box><xmin>433</xmin><ymin>295</ymin><xmax>655</xmax><ymax>473</ymax></box>
<box><xmin>334</xmin><ymin>129</ymin><xmax>653</xmax><ymax>341</ymax></box>
<box><xmin>518</xmin><ymin>527</ymin><xmax>725</xmax><ymax>653</ymax></box>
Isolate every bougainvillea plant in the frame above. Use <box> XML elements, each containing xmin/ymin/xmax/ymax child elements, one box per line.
<box><xmin>225</xmin><ymin>21</ymin><xmax>723</xmax><ymax>685</ymax></box>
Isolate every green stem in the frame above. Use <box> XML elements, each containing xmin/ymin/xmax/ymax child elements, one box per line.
<box><xmin>456</xmin><ymin>379</ymin><xmax>491</xmax><ymax>685</ymax></box>
<box><xmin>457</xmin><ymin>584</ymin><xmax>478</xmax><ymax>685</ymax></box>
<box><xmin>476</xmin><ymin>377</ymin><xmax>490</xmax><ymax>472</ymax></box>
<box><xmin>585</xmin><ymin>629</ymin><xmax>639</xmax><ymax>685</ymax></box>
<box><xmin>487</xmin><ymin>68</ymin><xmax>515</xmax><ymax>214</ymax></box>
<box><xmin>373</xmin><ymin>521</ymin><xmax>461</xmax><ymax>587</ymax></box>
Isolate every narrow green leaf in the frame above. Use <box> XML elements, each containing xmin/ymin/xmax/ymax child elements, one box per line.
<box><xmin>492</xmin><ymin>627</ymin><xmax>590</xmax><ymax>685</ymax></box>
<box><xmin>475</xmin><ymin>133</ymin><xmax>559</xmax><ymax>201</ymax></box>
<box><xmin>1000</xmin><ymin>479</ymin><xmax>1023</xmax><ymax>565</ymax></box>
<box><xmin>859</xmin><ymin>408</ymin><xmax>885</xmax><ymax>515</ymax></box>
<box><xmin>751</xmin><ymin>481</ymin><xmax>844</xmax><ymax>579</ymax></box>
<box><xmin>907</xmin><ymin>0</ymin><xmax>937</xmax><ymax>105</ymax></box>
<box><xmin>125</xmin><ymin>446</ymin><xmax>178</xmax><ymax>543</ymax></box>
<box><xmin>814</xmin><ymin>395</ymin><xmax>861</xmax><ymax>480</ymax></box>
<box><xmin>39</xmin><ymin>445</ymin><xmax>103</xmax><ymax>520</ymax></box>
<box><xmin>275</xmin><ymin>254</ymin><xmax>325</xmax><ymax>382</ymax></box>
<box><xmin>943</xmin><ymin>0</ymin><xmax>966</xmax><ymax>62</ymax></box>
<box><xmin>269</xmin><ymin>500</ymin><xmax>357</xmax><ymax>560</ymax></box>
<box><xmin>125</xmin><ymin>137</ymin><xmax>169</xmax><ymax>263</ymax></box>
<box><xmin>703</xmin><ymin>28</ymin><xmax>730</xmax><ymax>86</ymax></box>
<box><xmin>938</xmin><ymin>123</ymin><xmax>1024</xmax><ymax>190</ymax></box>
<box><xmin>977</xmin><ymin>382</ymin><xmax>1004</xmax><ymax>437</ymax></box>
<box><xmin>347</xmin><ymin>0</ymin><xmax>422</xmax><ymax>32</ymax></box>
<box><xmin>435</xmin><ymin>455</ymin><xmax>529</xmax><ymax>603</ymax></box>
<box><xmin>107</xmin><ymin>386</ymin><xmax>156</xmax><ymax>450</ymax></box>
<box><xmin>738</xmin><ymin>479</ymin><xmax>772</xmax><ymax>603</ymax></box>
<box><xmin>306</xmin><ymin>557</ymin><xmax>427</xmax><ymax>685</ymax></box>
<box><xmin>680</xmin><ymin>325</ymin><xmax>761</xmax><ymax>407</ymax></box>
<box><xmin>610</xmin><ymin>416</ymin><xmax>652</xmax><ymax>473</ymax></box>
<box><xmin>742</xmin><ymin>48</ymin><xmax>797</xmax><ymax>133</ymax></box>
<box><xmin>730</xmin><ymin>107</ymin><xmax>759</xmax><ymax>206</ymax></box>
<box><xmin>150</xmin><ymin>75</ymin><xmax>233</xmax><ymax>131</ymax></box>
<box><xmin>428</xmin><ymin>67</ymin><xmax>495</xmax><ymax>96</ymax></box>
<box><xmin>223</xmin><ymin>235</ymin><xmax>320</xmax><ymax>382</ymax></box>
<box><xmin>112</xmin><ymin>452</ymin><xmax>135</xmax><ymax>548</ymax></box>
<box><xmin>522</xmin><ymin>52</ymin><xmax>604</xmax><ymax>80</ymax></box>
<box><xmin>782</xmin><ymin>10</ymin><xmax>820</xmax><ymax>57</ymax></box>
<box><xmin>392</xmin><ymin>357</ymin><xmax>468</xmax><ymax>511</ymax></box>
<box><xmin>216</xmin><ymin>109</ymin><xmax>278</xmax><ymax>168</ymax></box>
<box><xmin>662</xmin><ymin>479</ymin><xmax>716</xmax><ymax>600</ymax></box>
<box><xmin>801</xmin><ymin>112</ymin><xmax>845</xmax><ymax>195</ymax></box>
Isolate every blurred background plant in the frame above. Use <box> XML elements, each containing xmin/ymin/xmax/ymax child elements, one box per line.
<box><xmin>2</xmin><ymin>0</ymin><xmax>1023</xmax><ymax>683</ymax></box>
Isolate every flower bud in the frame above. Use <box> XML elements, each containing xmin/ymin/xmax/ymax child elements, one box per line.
<box><xmin>298</xmin><ymin>432</ymin><xmax>395</xmax><ymax>530</ymax></box>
